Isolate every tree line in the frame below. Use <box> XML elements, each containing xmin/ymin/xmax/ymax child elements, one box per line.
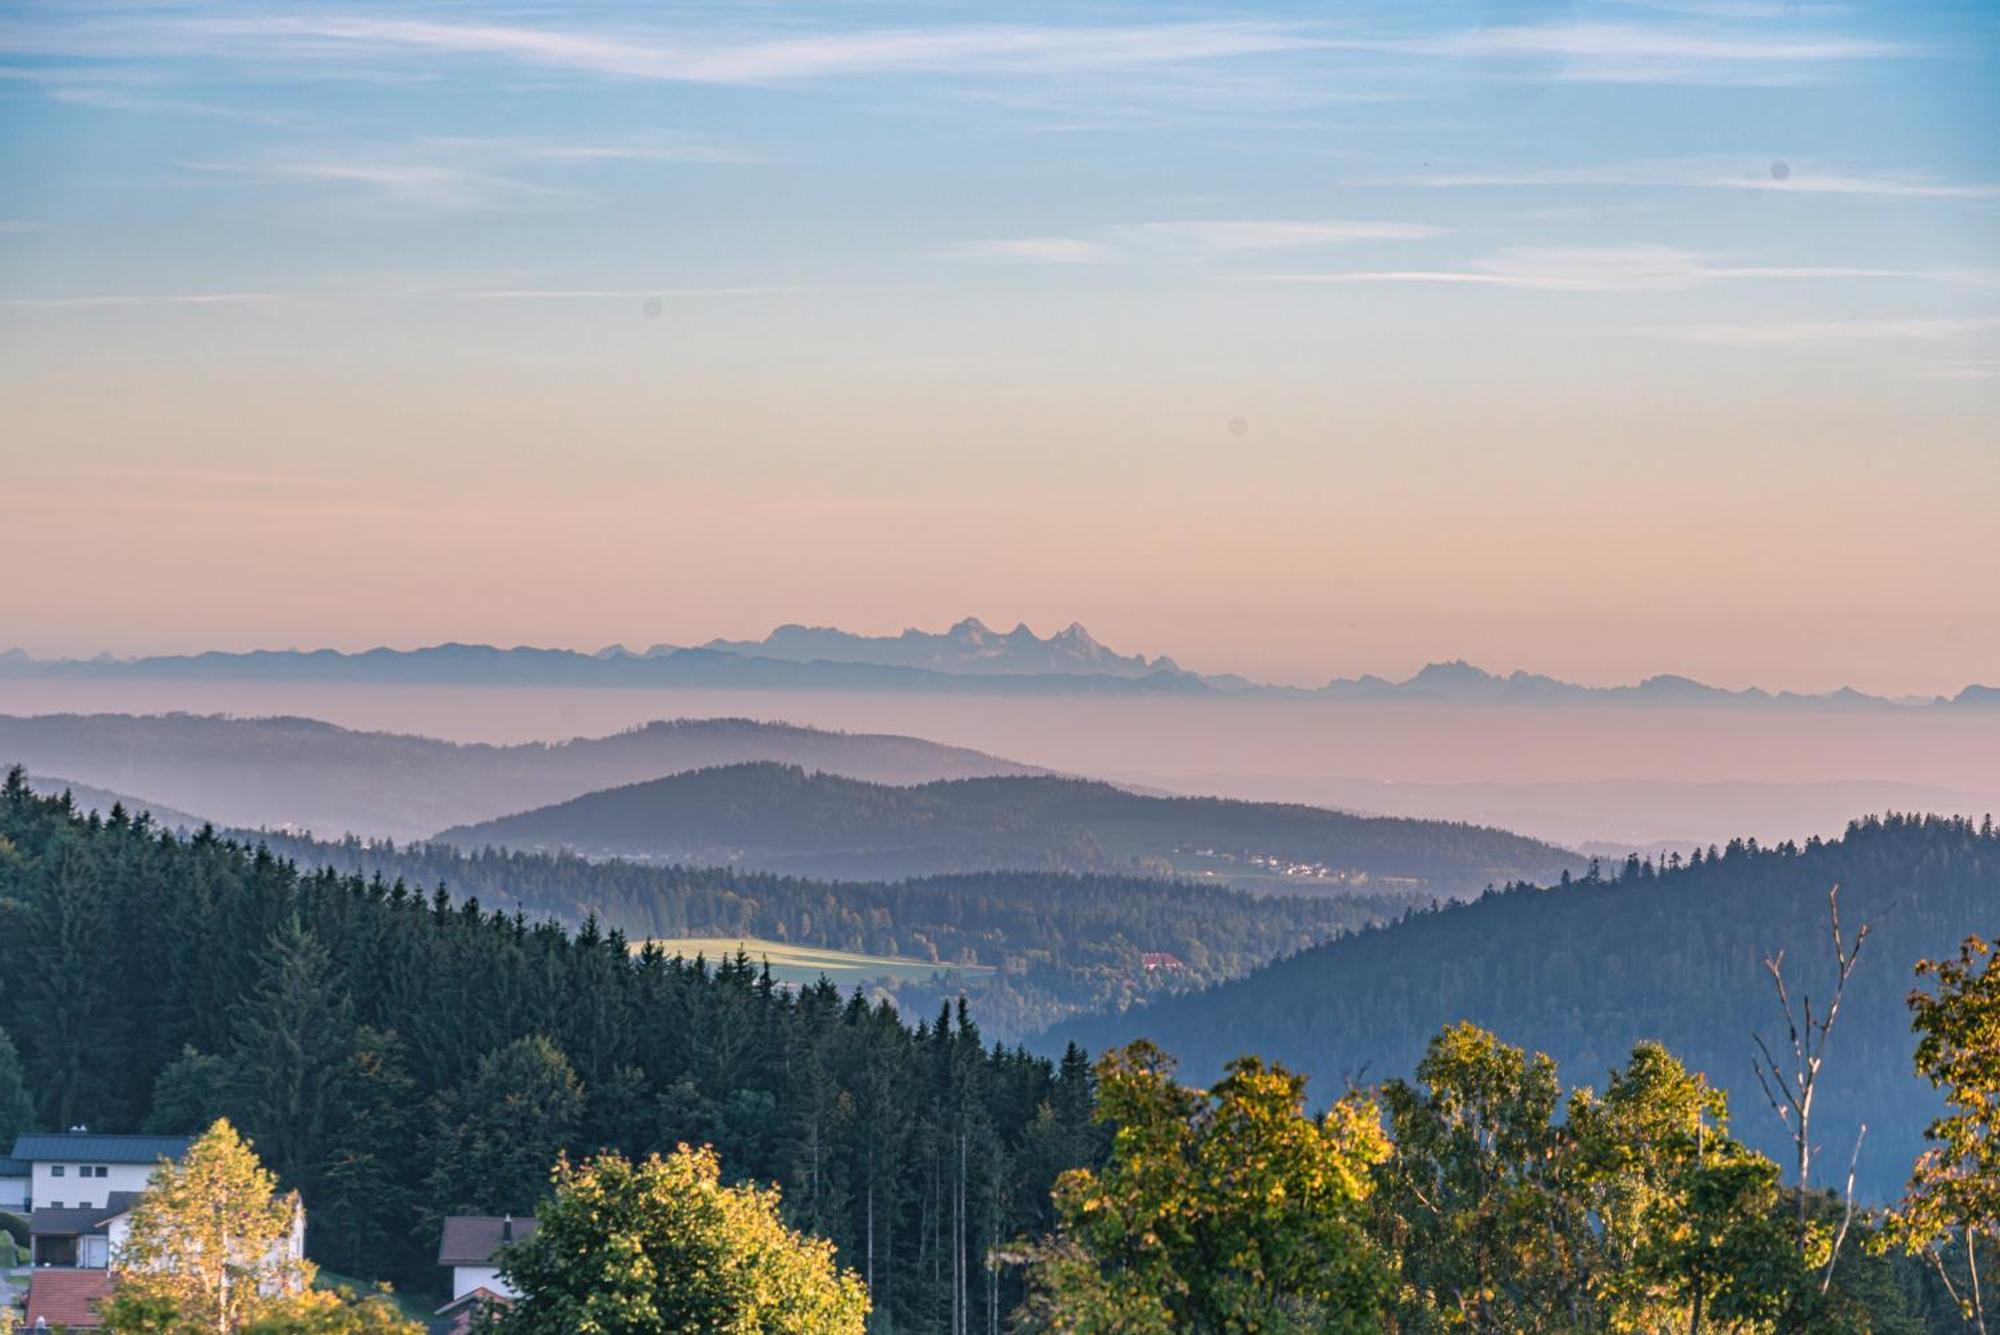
<box><xmin>0</xmin><ymin>770</ymin><xmax>1096</xmax><ymax>1327</ymax></box>
<box><xmin>1053</xmin><ymin>812</ymin><xmax>2000</xmax><ymax>1202</ymax></box>
<box><xmin>245</xmin><ymin>827</ymin><xmax>1397</xmax><ymax>1040</ymax></box>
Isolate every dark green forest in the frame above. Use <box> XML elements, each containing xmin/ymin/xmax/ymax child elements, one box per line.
<box><xmin>0</xmin><ymin>772</ymin><xmax>1097</xmax><ymax>1326</ymax></box>
<box><xmin>246</xmin><ymin>829</ymin><xmax>1395</xmax><ymax>1040</ymax></box>
<box><xmin>436</xmin><ymin>760</ymin><xmax>1583</xmax><ymax>895</ymax></box>
<box><xmin>1051</xmin><ymin>813</ymin><xmax>2000</xmax><ymax>1202</ymax></box>
<box><xmin>1</xmin><ymin>772</ymin><xmax>1993</xmax><ymax>1332</ymax></box>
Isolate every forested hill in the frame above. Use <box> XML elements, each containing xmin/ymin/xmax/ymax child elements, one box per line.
<box><xmin>0</xmin><ymin>772</ymin><xmax>1097</xmax><ymax>1327</ymax></box>
<box><xmin>436</xmin><ymin>762</ymin><xmax>1584</xmax><ymax>896</ymax></box>
<box><xmin>0</xmin><ymin>713</ymin><xmax>1042</xmax><ymax>839</ymax></box>
<box><xmin>245</xmin><ymin>830</ymin><xmax>1399</xmax><ymax>1040</ymax></box>
<box><xmin>1048</xmin><ymin>813</ymin><xmax>2000</xmax><ymax>1200</ymax></box>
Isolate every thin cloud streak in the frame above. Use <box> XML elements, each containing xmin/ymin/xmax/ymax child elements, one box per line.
<box><xmin>185</xmin><ymin>159</ymin><xmax>579</xmax><ymax>212</ymax></box>
<box><xmin>944</xmin><ymin>238</ymin><xmax>1116</xmax><ymax>264</ymax></box>
<box><xmin>950</xmin><ymin>219</ymin><xmax>1442</xmax><ymax>264</ymax></box>
<box><xmin>1118</xmin><ymin>219</ymin><xmax>1443</xmax><ymax>249</ymax></box>
<box><xmin>1255</xmin><ymin>246</ymin><xmax>1981</xmax><ymax>293</ymax></box>
<box><xmin>462</xmin><ymin>287</ymin><xmax>799</xmax><ymax>299</ymax></box>
<box><xmin>1663</xmin><ymin>317</ymin><xmax>2000</xmax><ymax>345</ymax></box>
<box><xmin>0</xmin><ymin>13</ymin><xmax>1902</xmax><ymax>90</ymax></box>
<box><xmin>1365</xmin><ymin>164</ymin><xmax>2000</xmax><ymax>200</ymax></box>
<box><xmin>173</xmin><ymin>16</ymin><xmax>1325</xmax><ymax>84</ymax></box>
<box><xmin>0</xmin><ymin>292</ymin><xmax>274</xmax><ymax>309</ymax></box>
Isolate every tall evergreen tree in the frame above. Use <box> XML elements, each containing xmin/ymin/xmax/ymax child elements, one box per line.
<box><xmin>226</xmin><ymin>919</ymin><xmax>361</xmax><ymax>1202</ymax></box>
<box><xmin>425</xmin><ymin>1035</ymin><xmax>584</xmax><ymax>1219</ymax></box>
<box><xmin>0</xmin><ymin>1027</ymin><xmax>34</xmax><ymax>1148</ymax></box>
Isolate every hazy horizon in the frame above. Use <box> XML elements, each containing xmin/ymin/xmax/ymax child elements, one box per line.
<box><xmin>0</xmin><ymin>615</ymin><xmax>1992</xmax><ymax>700</ymax></box>
<box><xmin>4</xmin><ymin>0</ymin><xmax>1997</xmax><ymax>696</ymax></box>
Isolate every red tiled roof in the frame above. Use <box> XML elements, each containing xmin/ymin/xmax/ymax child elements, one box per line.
<box><xmin>434</xmin><ymin>1287</ymin><xmax>512</xmax><ymax>1332</ymax></box>
<box><xmin>26</xmin><ymin>1269</ymin><xmax>115</xmax><ymax>1329</ymax></box>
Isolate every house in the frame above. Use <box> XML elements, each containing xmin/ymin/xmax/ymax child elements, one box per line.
<box><xmin>29</xmin><ymin>1195</ymin><xmax>139</xmax><ymax>1269</ymax></box>
<box><xmin>0</xmin><ymin>1156</ymin><xmax>28</xmax><ymax>1213</ymax></box>
<box><xmin>15</xmin><ymin>1132</ymin><xmax>305</xmax><ymax>1283</ymax></box>
<box><xmin>437</xmin><ymin>1215</ymin><xmax>536</xmax><ymax>1303</ymax></box>
<box><xmin>431</xmin><ymin>1286</ymin><xmax>511</xmax><ymax>1334</ymax></box>
<box><xmin>7</xmin><ymin>1133</ymin><xmax>193</xmax><ymax>1213</ymax></box>
<box><xmin>23</xmin><ymin>1268</ymin><xmax>114</xmax><ymax>1330</ymax></box>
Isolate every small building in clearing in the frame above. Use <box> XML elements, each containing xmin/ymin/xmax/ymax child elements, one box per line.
<box><xmin>437</xmin><ymin>1214</ymin><xmax>537</xmax><ymax>1303</ymax></box>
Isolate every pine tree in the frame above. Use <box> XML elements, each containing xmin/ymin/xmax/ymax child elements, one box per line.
<box><xmin>144</xmin><ymin>1046</ymin><xmax>232</xmax><ymax>1134</ymax></box>
<box><xmin>0</xmin><ymin>1027</ymin><xmax>34</xmax><ymax>1148</ymax></box>
<box><xmin>227</xmin><ymin>919</ymin><xmax>361</xmax><ymax>1202</ymax></box>
<box><xmin>425</xmin><ymin>1035</ymin><xmax>583</xmax><ymax>1219</ymax></box>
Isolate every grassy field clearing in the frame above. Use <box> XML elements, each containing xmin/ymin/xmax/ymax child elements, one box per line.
<box><xmin>643</xmin><ymin>937</ymin><xmax>998</xmax><ymax>986</ymax></box>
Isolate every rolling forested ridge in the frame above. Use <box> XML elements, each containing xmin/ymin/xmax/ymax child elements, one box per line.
<box><xmin>433</xmin><ymin>761</ymin><xmax>1583</xmax><ymax>894</ymax></box>
<box><xmin>243</xmin><ymin>830</ymin><xmax>1398</xmax><ymax>1040</ymax></box>
<box><xmin>0</xmin><ymin>772</ymin><xmax>1097</xmax><ymax>1326</ymax></box>
<box><xmin>1052</xmin><ymin>812</ymin><xmax>2000</xmax><ymax>1203</ymax></box>
<box><xmin>0</xmin><ymin>713</ymin><xmax>1044</xmax><ymax>839</ymax></box>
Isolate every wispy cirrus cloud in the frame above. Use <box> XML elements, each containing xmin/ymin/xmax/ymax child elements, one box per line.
<box><xmin>461</xmin><ymin>286</ymin><xmax>797</xmax><ymax>300</ymax></box>
<box><xmin>152</xmin><ymin>16</ymin><xmax>1326</xmax><ymax>84</ymax></box>
<box><xmin>1663</xmin><ymin>316</ymin><xmax>2000</xmax><ymax>345</ymax></box>
<box><xmin>1362</xmin><ymin>162</ymin><xmax>2000</xmax><ymax>200</ymax></box>
<box><xmin>419</xmin><ymin>135</ymin><xmax>756</xmax><ymax>166</ymax></box>
<box><xmin>1367</xmin><ymin>21</ymin><xmax>1902</xmax><ymax>82</ymax></box>
<box><xmin>0</xmin><ymin>12</ymin><xmax>1901</xmax><ymax>90</ymax></box>
<box><xmin>0</xmin><ymin>291</ymin><xmax>273</xmax><ymax>309</ymax></box>
<box><xmin>1258</xmin><ymin>245</ymin><xmax>1984</xmax><ymax>293</ymax></box>
<box><xmin>944</xmin><ymin>237</ymin><xmax>1117</xmax><ymax>264</ymax></box>
<box><xmin>948</xmin><ymin>218</ymin><xmax>1441</xmax><ymax>264</ymax></box>
<box><xmin>1115</xmin><ymin>219</ymin><xmax>1442</xmax><ymax>250</ymax></box>
<box><xmin>186</xmin><ymin>158</ymin><xmax>573</xmax><ymax>212</ymax></box>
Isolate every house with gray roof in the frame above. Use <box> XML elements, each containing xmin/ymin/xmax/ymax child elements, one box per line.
<box><xmin>7</xmin><ymin>1133</ymin><xmax>193</xmax><ymax>1215</ymax></box>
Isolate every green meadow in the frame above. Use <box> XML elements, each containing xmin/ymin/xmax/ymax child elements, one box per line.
<box><xmin>643</xmin><ymin>937</ymin><xmax>998</xmax><ymax>987</ymax></box>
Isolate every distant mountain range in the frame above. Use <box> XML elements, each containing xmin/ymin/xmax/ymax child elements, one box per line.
<box><xmin>435</xmin><ymin>761</ymin><xmax>1584</xmax><ymax>896</ymax></box>
<box><xmin>0</xmin><ymin>714</ymin><xmax>1041</xmax><ymax>840</ymax></box>
<box><xmin>1</xmin><ymin>619</ymin><xmax>1990</xmax><ymax>707</ymax></box>
<box><xmin>700</xmin><ymin>617</ymin><xmax>1182</xmax><ymax>677</ymax></box>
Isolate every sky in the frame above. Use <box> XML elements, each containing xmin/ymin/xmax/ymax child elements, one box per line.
<box><xmin>1</xmin><ymin>0</ymin><xmax>1996</xmax><ymax>694</ymax></box>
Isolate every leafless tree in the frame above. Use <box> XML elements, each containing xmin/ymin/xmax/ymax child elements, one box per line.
<box><xmin>1751</xmin><ymin>884</ymin><xmax>1869</xmax><ymax>1272</ymax></box>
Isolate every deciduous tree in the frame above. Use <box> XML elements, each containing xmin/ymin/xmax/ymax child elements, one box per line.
<box><xmin>497</xmin><ymin>1145</ymin><xmax>869</xmax><ymax>1335</ymax></box>
<box><xmin>103</xmin><ymin>1119</ymin><xmax>312</xmax><ymax>1334</ymax></box>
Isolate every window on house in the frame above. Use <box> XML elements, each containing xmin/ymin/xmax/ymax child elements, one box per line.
<box><xmin>93</xmin><ymin>1166</ymin><xmax>109</xmax><ymax>1178</ymax></box>
<box><xmin>50</xmin><ymin>1165</ymin><xmax>65</xmax><ymax>1177</ymax></box>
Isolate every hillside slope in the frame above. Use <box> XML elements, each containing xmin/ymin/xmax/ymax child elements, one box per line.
<box><xmin>0</xmin><ymin>713</ymin><xmax>1042</xmax><ymax>838</ymax></box>
<box><xmin>436</xmin><ymin>762</ymin><xmax>1583</xmax><ymax>895</ymax></box>
<box><xmin>1046</xmin><ymin>814</ymin><xmax>2000</xmax><ymax>1200</ymax></box>
<box><xmin>249</xmin><ymin>829</ymin><xmax>1402</xmax><ymax>1040</ymax></box>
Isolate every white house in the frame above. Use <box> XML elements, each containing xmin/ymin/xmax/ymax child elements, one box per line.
<box><xmin>0</xmin><ymin>1155</ymin><xmax>28</xmax><ymax>1213</ymax></box>
<box><xmin>438</xmin><ymin>1215</ymin><xmax>537</xmax><ymax>1302</ymax></box>
<box><xmin>28</xmin><ymin>1195</ymin><xmax>138</xmax><ymax>1269</ymax></box>
<box><xmin>8</xmin><ymin>1133</ymin><xmax>193</xmax><ymax>1214</ymax></box>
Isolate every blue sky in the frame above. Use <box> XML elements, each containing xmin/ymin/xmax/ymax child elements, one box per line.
<box><xmin>1</xmin><ymin>0</ymin><xmax>1996</xmax><ymax>691</ymax></box>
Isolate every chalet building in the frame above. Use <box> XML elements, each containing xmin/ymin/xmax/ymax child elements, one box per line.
<box><xmin>0</xmin><ymin>1156</ymin><xmax>27</xmax><ymax>1213</ymax></box>
<box><xmin>10</xmin><ymin>1130</ymin><xmax>305</xmax><ymax>1331</ymax></box>
<box><xmin>7</xmin><ymin>1133</ymin><xmax>193</xmax><ymax>1213</ymax></box>
<box><xmin>435</xmin><ymin>1213</ymin><xmax>537</xmax><ymax>1326</ymax></box>
<box><xmin>29</xmin><ymin>1195</ymin><xmax>140</xmax><ymax>1269</ymax></box>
